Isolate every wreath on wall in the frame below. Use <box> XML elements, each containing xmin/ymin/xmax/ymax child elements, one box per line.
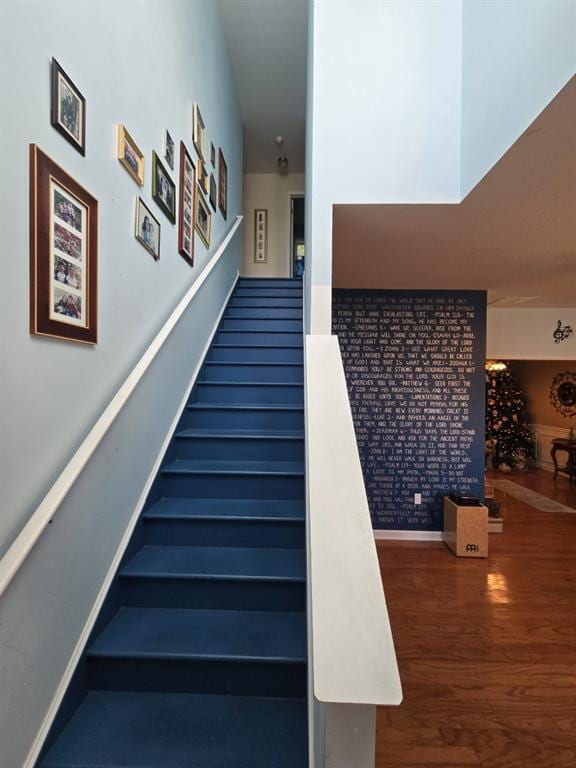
<box><xmin>549</xmin><ymin>371</ymin><xmax>576</xmax><ymax>418</ymax></box>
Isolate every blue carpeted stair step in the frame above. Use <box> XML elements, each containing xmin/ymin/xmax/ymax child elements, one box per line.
<box><xmin>143</xmin><ymin>497</ymin><xmax>305</xmax><ymax>521</ymax></box>
<box><xmin>193</xmin><ymin>381</ymin><xmax>304</xmax><ymax>405</ymax></box>
<box><xmin>200</xmin><ymin>361</ymin><xmax>303</xmax><ymax>383</ymax></box>
<box><xmin>224</xmin><ymin>307</ymin><xmax>302</xmax><ymax>318</ymax></box>
<box><xmin>86</xmin><ymin>607</ymin><xmax>307</xmax><ymax>697</ymax></box>
<box><xmin>186</xmin><ymin>404</ymin><xmax>304</xmax><ymax>430</ymax></box>
<box><xmin>118</xmin><ymin>545</ymin><xmax>306</xmax><ymax>611</ymax></box>
<box><xmin>228</xmin><ymin>297</ymin><xmax>303</xmax><ymax>308</ymax></box>
<box><xmin>160</xmin><ymin>459</ymin><xmax>304</xmax><ymax>499</ymax></box>
<box><xmin>209</xmin><ymin>344</ymin><xmax>304</xmax><ymax>362</ymax></box>
<box><xmin>174</xmin><ymin>428</ymin><xmax>304</xmax><ymax>461</ymax></box>
<box><xmin>233</xmin><ymin>288</ymin><xmax>302</xmax><ymax>298</ymax></box>
<box><xmin>215</xmin><ymin>330</ymin><xmax>302</xmax><ymax>345</ymax></box>
<box><xmin>40</xmin><ymin>691</ymin><xmax>307</xmax><ymax>768</ymax></box>
<box><xmin>141</xmin><ymin>497</ymin><xmax>305</xmax><ymax>549</ymax></box>
<box><xmin>238</xmin><ymin>278</ymin><xmax>302</xmax><ymax>288</ymax></box>
<box><xmin>220</xmin><ymin>318</ymin><xmax>302</xmax><ymax>331</ymax></box>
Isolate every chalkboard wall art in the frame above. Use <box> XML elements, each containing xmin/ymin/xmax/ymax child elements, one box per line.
<box><xmin>333</xmin><ymin>290</ymin><xmax>487</xmax><ymax>531</ymax></box>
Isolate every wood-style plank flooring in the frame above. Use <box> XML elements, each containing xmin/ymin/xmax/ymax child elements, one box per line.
<box><xmin>376</xmin><ymin>469</ymin><xmax>576</xmax><ymax>767</ymax></box>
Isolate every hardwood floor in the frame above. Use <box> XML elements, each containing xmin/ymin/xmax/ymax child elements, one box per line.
<box><xmin>376</xmin><ymin>469</ymin><xmax>576</xmax><ymax>767</ymax></box>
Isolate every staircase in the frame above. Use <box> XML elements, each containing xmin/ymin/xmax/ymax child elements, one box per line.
<box><xmin>39</xmin><ymin>278</ymin><xmax>308</xmax><ymax>768</ymax></box>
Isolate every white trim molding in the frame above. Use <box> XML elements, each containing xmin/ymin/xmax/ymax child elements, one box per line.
<box><xmin>374</xmin><ymin>530</ymin><xmax>443</xmax><ymax>541</ymax></box>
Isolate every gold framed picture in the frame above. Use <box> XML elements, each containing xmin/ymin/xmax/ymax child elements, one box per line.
<box><xmin>194</xmin><ymin>185</ymin><xmax>211</xmax><ymax>248</ymax></box>
<box><xmin>198</xmin><ymin>158</ymin><xmax>209</xmax><ymax>195</ymax></box>
<box><xmin>193</xmin><ymin>103</ymin><xmax>206</xmax><ymax>160</ymax></box>
<box><xmin>254</xmin><ymin>208</ymin><xmax>268</xmax><ymax>263</ymax></box>
<box><xmin>117</xmin><ymin>125</ymin><xmax>144</xmax><ymax>186</ymax></box>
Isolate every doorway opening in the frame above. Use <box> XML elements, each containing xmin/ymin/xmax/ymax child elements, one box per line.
<box><xmin>290</xmin><ymin>194</ymin><xmax>305</xmax><ymax>277</ymax></box>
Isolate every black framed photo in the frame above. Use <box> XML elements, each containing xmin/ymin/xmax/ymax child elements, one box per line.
<box><xmin>218</xmin><ymin>148</ymin><xmax>228</xmax><ymax>220</ymax></box>
<box><xmin>194</xmin><ymin>185</ymin><xmax>211</xmax><ymax>248</ymax></box>
<box><xmin>51</xmin><ymin>59</ymin><xmax>86</xmax><ymax>155</ymax></box>
<box><xmin>30</xmin><ymin>144</ymin><xmax>98</xmax><ymax>343</ymax></box>
<box><xmin>209</xmin><ymin>173</ymin><xmax>217</xmax><ymax>212</ymax></box>
<box><xmin>152</xmin><ymin>151</ymin><xmax>176</xmax><ymax>223</ymax></box>
<box><xmin>178</xmin><ymin>141</ymin><xmax>196</xmax><ymax>265</ymax></box>
<box><xmin>164</xmin><ymin>130</ymin><xmax>175</xmax><ymax>170</ymax></box>
<box><xmin>210</xmin><ymin>142</ymin><xmax>216</xmax><ymax>167</ymax></box>
<box><xmin>135</xmin><ymin>197</ymin><xmax>161</xmax><ymax>260</ymax></box>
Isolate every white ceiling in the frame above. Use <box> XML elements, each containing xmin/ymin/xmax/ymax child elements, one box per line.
<box><xmin>217</xmin><ymin>0</ymin><xmax>308</xmax><ymax>174</ymax></box>
<box><xmin>333</xmin><ymin>78</ymin><xmax>576</xmax><ymax>308</ymax></box>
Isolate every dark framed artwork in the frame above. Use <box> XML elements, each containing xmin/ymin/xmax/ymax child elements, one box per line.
<box><xmin>210</xmin><ymin>142</ymin><xmax>216</xmax><ymax>167</ymax></box>
<box><xmin>29</xmin><ymin>144</ymin><xmax>98</xmax><ymax>343</ymax></box>
<box><xmin>209</xmin><ymin>173</ymin><xmax>217</xmax><ymax>212</ymax></box>
<box><xmin>135</xmin><ymin>197</ymin><xmax>161</xmax><ymax>260</ymax></box>
<box><xmin>152</xmin><ymin>151</ymin><xmax>176</xmax><ymax>223</ymax></box>
<box><xmin>218</xmin><ymin>148</ymin><xmax>228</xmax><ymax>220</ymax></box>
<box><xmin>193</xmin><ymin>103</ymin><xmax>206</xmax><ymax>160</ymax></box>
<box><xmin>117</xmin><ymin>124</ymin><xmax>144</xmax><ymax>186</ymax></box>
<box><xmin>164</xmin><ymin>130</ymin><xmax>175</xmax><ymax>170</ymax></box>
<box><xmin>51</xmin><ymin>58</ymin><xmax>86</xmax><ymax>155</ymax></box>
<box><xmin>253</xmin><ymin>208</ymin><xmax>268</xmax><ymax>263</ymax></box>
<box><xmin>194</xmin><ymin>185</ymin><xmax>212</xmax><ymax>248</ymax></box>
<box><xmin>178</xmin><ymin>141</ymin><xmax>196</xmax><ymax>265</ymax></box>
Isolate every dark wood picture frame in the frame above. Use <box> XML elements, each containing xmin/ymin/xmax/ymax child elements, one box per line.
<box><xmin>50</xmin><ymin>58</ymin><xmax>86</xmax><ymax>156</ymax></box>
<box><xmin>209</xmin><ymin>173</ymin><xmax>217</xmax><ymax>212</ymax></box>
<box><xmin>210</xmin><ymin>142</ymin><xmax>216</xmax><ymax>167</ymax></box>
<box><xmin>152</xmin><ymin>151</ymin><xmax>176</xmax><ymax>223</ymax></box>
<box><xmin>30</xmin><ymin>144</ymin><xmax>98</xmax><ymax>343</ymax></box>
<box><xmin>218</xmin><ymin>148</ymin><xmax>228</xmax><ymax>220</ymax></box>
<box><xmin>178</xmin><ymin>141</ymin><xmax>196</xmax><ymax>265</ymax></box>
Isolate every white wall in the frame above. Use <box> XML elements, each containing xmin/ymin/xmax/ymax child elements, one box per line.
<box><xmin>242</xmin><ymin>173</ymin><xmax>304</xmax><ymax>277</ymax></box>
<box><xmin>306</xmin><ymin>0</ymin><xmax>463</xmax><ymax>331</ymax></box>
<box><xmin>487</xmin><ymin>309</ymin><xmax>576</xmax><ymax>360</ymax></box>
<box><xmin>0</xmin><ymin>0</ymin><xmax>242</xmax><ymax>559</ymax></box>
<box><xmin>461</xmin><ymin>0</ymin><xmax>576</xmax><ymax>198</ymax></box>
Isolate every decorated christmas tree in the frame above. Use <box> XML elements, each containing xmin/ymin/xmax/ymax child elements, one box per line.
<box><xmin>486</xmin><ymin>363</ymin><xmax>535</xmax><ymax>472</ymax></box>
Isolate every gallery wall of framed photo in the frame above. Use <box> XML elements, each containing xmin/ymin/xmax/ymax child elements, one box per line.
<box><xmin>2</xmin><ymin>0</ymin><xmax>243</xmax><ymax>672</ymax></box>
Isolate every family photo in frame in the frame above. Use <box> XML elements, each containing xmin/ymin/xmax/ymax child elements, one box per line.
<box><xmin>152</xmin><ymin>151</ymin><xmax>176</xmax><ymax>223</ymax></box>
<box><xmin>178</xmin><ymin>141</ymin><xmax>196</xmax><ymax>265</ymax></box>
<box><xmin>135</xmin><ymin>197</ymin><xmax>161</xmax><ymax>260</ymax></box>
<box><xmin>51</xmin><ymin>58</ymin><xmax>86</xmax><ymax>155</ymax></box>
<box><xmin>29</xmin><ymin>144</ymin><xmax>98</xmax><ymax>343</ymax></box>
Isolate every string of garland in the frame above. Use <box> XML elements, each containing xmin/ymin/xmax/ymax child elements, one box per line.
<box><xmin>486</xmin><ymin>365</ymin><xmax>535</xmax><ymax>472</ymax></box>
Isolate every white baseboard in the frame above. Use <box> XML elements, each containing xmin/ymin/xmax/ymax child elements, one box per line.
<box><xmin>373</xmin><ymin>530</ymin><xmax>442</xmax><ymax>541</ymax></box>
<box><xmin>24</xmin><ymin>273</ymin><xmax>239</xmax><ymax>768</ymax></box>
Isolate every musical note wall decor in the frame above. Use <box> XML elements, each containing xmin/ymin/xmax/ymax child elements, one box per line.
<box><xmin>553</xmin><ymin>320</ymin><xmax>574</xmax><ymax>344</ymax></box>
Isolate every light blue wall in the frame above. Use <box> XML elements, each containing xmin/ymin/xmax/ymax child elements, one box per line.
<box><xmin>0</xmin><ymin>0</ymin><xmax>242</xmax><ymax>559</ymax></box>
<box><xmin>0</xmin><ymin>2</ymin><xmax>243</xmax><ymax>764</ymax></box>
<box><xmin>461</xmin><ymin>0</ymin><xmax>576</xmax><ymax>198</ymax></box>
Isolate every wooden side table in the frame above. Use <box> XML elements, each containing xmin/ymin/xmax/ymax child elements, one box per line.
<box><xmin>551</xmin><ymin>439</ymin><xmax>576</xmax><ymax>483</ymax></box>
